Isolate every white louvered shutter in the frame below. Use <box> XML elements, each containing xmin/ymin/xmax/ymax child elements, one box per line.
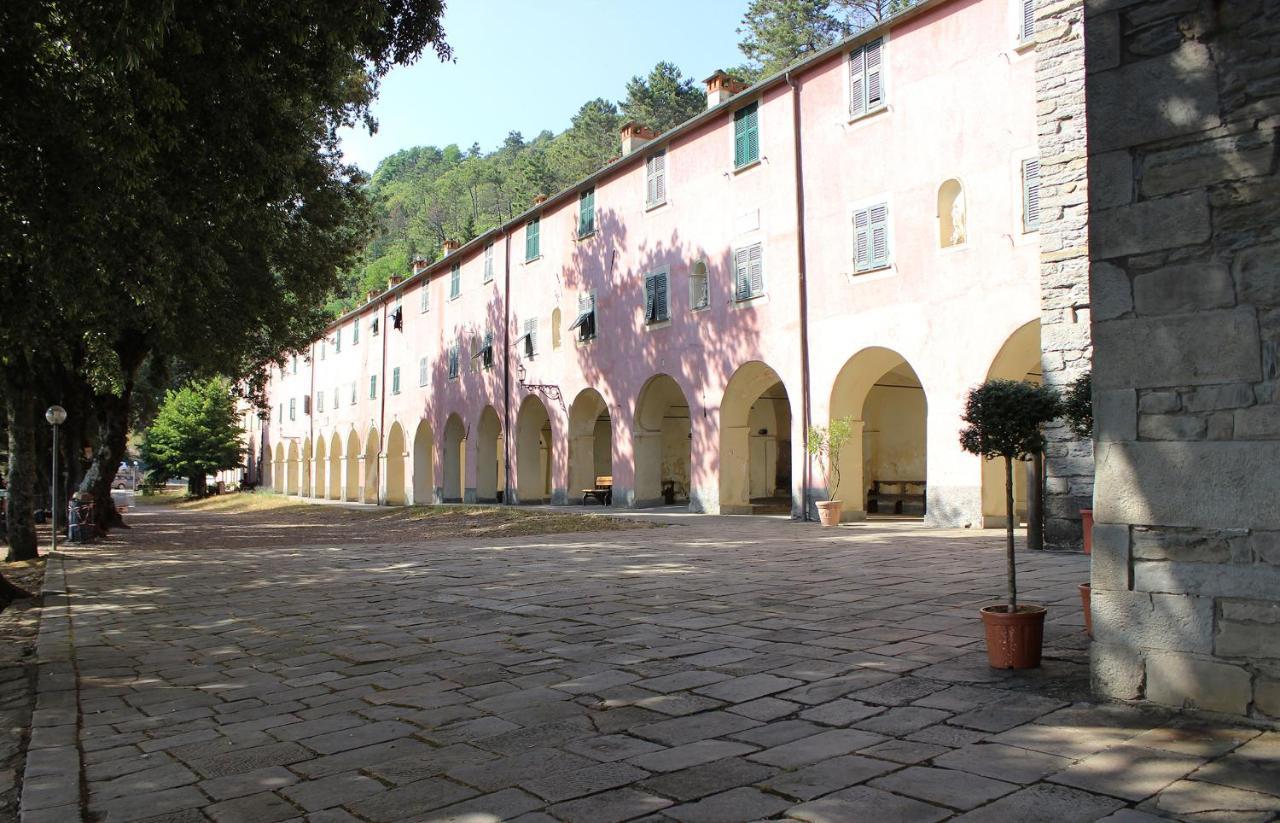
<box><xmin>869</xmin><ymin>203</ymin><xmax>889</xmax><ymax>268</ymax></box>
<box><xmin>734</xmin><ymin>247</ymin><xmax>751</xmax><ymax>300</ymax></box>
<box><xmin>849</xmin><ymin>47</ymin><xmax>866</xmax><ymax>118</ymax></box>
<box><xmin>1021</xmin><ymin>0</ymin><xmax>1036</xmax><ymax>41</ymax></box>
<box><xmin>854</xmin><ymin>209</ymin><xmax>871</xmax><ymax>271</ymax></box>
<box><xmin>1023</xmin><ymin>158</ymin><xmax>1041</xmax><ymax>229</ymax></box>
<box><xmin>865</xmin><ymin>39</ymin><xmax>884</xmax><ymax>110</ymax></box>
<box><xmin>656</xmin><ymin>270</ymin><xmax>669</xmax><ymax>321</ymax></box>
<box><xmin>748</xmin><ymin>245</ymin><xmax>763</xmax><ymax>297</ymax></box>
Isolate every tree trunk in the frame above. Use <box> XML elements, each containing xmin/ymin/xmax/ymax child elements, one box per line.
<box><xmin>4</xmin><ymin>372</ymin><xmax>39</xmax><ymax>561</ymax></box>
<box><xmin>79</xmin><ymin>388</ymin><xmax>131</xmax><ymax>533</ymax></box>
<box><xmin>0</xmin><ymin>572</ymin><xmax>32</xmax><ymax>609</ymax></box>
<box><xmin>1005</xmin><ymin>454</ymin><xmax>1017</xmax><ymax>614</ymax></box>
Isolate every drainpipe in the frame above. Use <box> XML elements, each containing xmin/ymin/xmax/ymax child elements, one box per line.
<box><xmin>377</xmin><ymin>299</ymin><xmax>388</xmax><ymax>505</ymax></box>
<box><xmin>502</xmin><ymin>232</ymin><xmax>513</xmax><ymax>505</ymax></box>
<box><xmin>787</xmin><ymin>70</ymin><xmax>813</xmax><ymax>522</ymax></box>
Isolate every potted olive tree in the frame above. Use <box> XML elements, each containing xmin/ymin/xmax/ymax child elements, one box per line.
<box><xmin>1061</xmin><ymin>371</ymin><xmax>1094</xmax><ymax>554</ymax></box>
<box><xmin>807</xmin><ymin>417</ymin><xmax>855</xmax><ymax>527</ymax></box>
<box><xmin>960</xmin><ymin>379</ymin><xmax>1062</xmax><ymax>669</ymax></box>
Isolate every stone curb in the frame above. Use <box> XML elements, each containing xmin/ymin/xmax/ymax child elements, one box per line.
<box><xmin>19</xmin><ymin>552</ymin><xmax>83</xmax><ymax>823</ymax></box>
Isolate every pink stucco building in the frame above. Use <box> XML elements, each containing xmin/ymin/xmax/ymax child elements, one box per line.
<box><xmin>258</xmin><ymin>0</ymin><xmax>1050</xmax><ymax>527</ymax></box>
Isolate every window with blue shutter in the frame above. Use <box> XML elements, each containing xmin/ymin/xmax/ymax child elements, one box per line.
<box><xmin>392</xmin><ymin>367</ymin><xmax>401</xmax><ymax>395</ymax></box>
<box><xmin>645</xmin><ymin>270</ymin><xmax>669</xmax><ymax>324</ymax></box>
<box><xmin>1022</xmin><ymin>158</ymin><xmax>1041</xmax><ymax>230</ymax></box>
<box><xmin>646</xmin><ymin>152</ymin><xmax>666</xmax><ymax>206</ymax></box>
<box><xmin>449</xmin><ymin>264</ymin><xmax>460</xmax><ymax>299</ymax></box>
<box><xmin>733</xmin><ymin>103</ymin><xmax>759</xmax><ymax>168</ymax></box>
<box><xmin>854</xmin><ymin>202</ymin><xmax>891</xmax><ymax>272</ymax></box>
<box><xmin>525</xmin><ymin>218</ymin><xmax>540</xmax><ymax>261</ymax></box>
<box><xmin>578</xmin><ymin>189</ymin><xmax>595</xmax><ymax>237</ymax></box>
<box><xmin>483</xmin><ymin>242</ymin><xmax>494</xmax><ymax>282</ymax></box>
<box><xmin>734</xmin><ymin>244</ymin><xmax>764</xmax><ymax>301</ymax></box>
<box><xmin>850</xmin><ymin>38</ymin><xmax>885</xmax><ymax>118</ymax></box>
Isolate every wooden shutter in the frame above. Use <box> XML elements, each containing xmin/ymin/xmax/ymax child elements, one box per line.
<box><xmin>579</xmin><ymin>189</ymin><xmax>594</xmax><ymax>235</ymax></box>
<box><xmin>748</xmin><ymin>244</ymin><xmax>763</xmax><ymax>297</ymax></box>
<box><xmin>866</xmin><ymin>39</ymin><xmax>884</xmax><ymax>110</ymax></box>
<box><xmin>1021</xmin><ymin>0</ymin><xmax>1035</xmax><ymax>41</ymax></box>
<box><xmin>1023</xmin><ymin>158</ymin><xmax>1041</xmax><ymax>229</ymax></box>
<box><xmin>647</xmin><ymin>152</ymin><xmax>666</xmax><ymax>204</ymax></box>
<box><xmin>450</xmin><ymin>264</ymin><xmax>459</xmax><ymax>299</ymax></box>
<box><xmin>734</xmin><ymin>104</ymin><xmax>758</xmax><ymax>167</ymax></box>
<box><xmin>524</xmin><ymin>318</ymin><xmax>536</xmax><ymax>356</ymax></box>
<box><xmin>526</xmin><ymin>218</ymin><xmax>539</xmax><ymax>260</ymax></box>
<box><xmin>849</xmin><ymin>47</ymin><xmax>866</xmax><ymax>118</ymax></box>
<box><xmin>483</xmin><ymin>243</ymin><xmax>493</xmax><ymax>282</ymax></box>
<box><xmin>645</xmin><ymin>273</ymin><xmax>656</xmax><ymax>322</ymax></box>
<box><xmin>419</xmin><ymin>357</ymin><xmax>428</xmax><ymax>386</ymax></box>
<box><xmin>656</xmin><ymin>270</ymin><xmax>669</xmax><ymax>321</ymax></box>
<box><xmin>869</xmin><ymin>203</ymin><xmax>889</xmax><ymax>268</ymax></box>
<box><xmin>854</xmin><ymin>208</ymin><xmax>870</xmax><ymax>271</ymax></box>
<box><xmin>420</xmin><ymin>284</ymin><xmax>429</xmax><ymax>312</ymax></box>
<box><xmin>734</xmin><ymin>247</ymin><xmax>751</xmax><ymax>300</ymax></box>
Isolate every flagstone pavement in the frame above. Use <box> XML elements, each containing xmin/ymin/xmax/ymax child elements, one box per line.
<box><xmin>20</xmin><ymin>506</ymin><xmax>1280</xmax><ymax>822</ymax></box>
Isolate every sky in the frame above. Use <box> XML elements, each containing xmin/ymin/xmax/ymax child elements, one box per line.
<box><xmin>338</xmin><ymin>0</ymin><xmax>750</xmax><ymax>173</ymax></box>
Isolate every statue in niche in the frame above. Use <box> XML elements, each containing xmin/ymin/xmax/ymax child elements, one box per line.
<box><xmin>950</xmin><ymin>193</ymin><xmax>967</xmax><ymax>246</ymax></box>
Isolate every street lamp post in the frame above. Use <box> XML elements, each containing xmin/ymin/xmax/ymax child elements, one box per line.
<box><xmin>45</xmin><ymin>405</ymin><xmax>67</xmax><ymax>553</ymax></box>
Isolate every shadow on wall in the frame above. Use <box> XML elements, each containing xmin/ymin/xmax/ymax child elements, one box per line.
<box><xmin>558</xmin><ymin>207</ymin><xmax>767</xmax><ymax>513</ymax></box>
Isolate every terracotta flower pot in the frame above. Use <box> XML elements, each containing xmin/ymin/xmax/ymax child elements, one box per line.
<box><xmin>1080</xmin><ymin>508</ymin><xmax>1094</xmax><ymax>554</ymax></box>
<box><xmin>1079</xmin><ymin>583</ymin><xmax>1092</xmax><ymax>638</ymax></box>
<box><xmin>980</xmin><ymin>604</ymin><xmax>1047</xmax><ymax>669</ymax></box>
<box><xmin>816</xmin><ymin>500</ymin><xmax>842</xmax><ymax>527</ymax></box>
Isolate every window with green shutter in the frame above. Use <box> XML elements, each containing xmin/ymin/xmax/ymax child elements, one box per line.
<box><xmin>646</xmin><ymin>152</ymin><xmax>666</xmax><ymax>206</ymax></box>
<box><xmin>578</xmin><ymin>189</ymin><xmax>595</xmax><ymax>237</ymax></box>
<box><xmin>849</xmin><ymin>38</ymin><xmax>885</xmax><ymax>119</ymax></box>
<box><xmin>733</xmin><ymin>103</ymin><xmax>759</xmax><ymax>168</ymax></box>
<box><xmin>1022</xmin><ymin>158</ymin><xmax>1041</xmax><ymax>231</ymax></box>
<box><xmin>734</xmin><ymin>244</ymin><xmax>764</xmax><ymax>301</ymax></box>
<box><xmin>392</xmin><ymin>367</ymin><xmax>400</xmax><ymax>395</ymax></box>
<box><xmin>853</xmin><ymin>202</ymin><xmax>891</xmax><ymax>272</ymax></box>
<box><xmin>645</xmin><ymin>270</ymin><xmax>669</xmax><ymax>324</ymax></box>
<box><xmin>525</xmin><ymin>217</ymin><xmax>540</xmax><ymax>261</ymax></box>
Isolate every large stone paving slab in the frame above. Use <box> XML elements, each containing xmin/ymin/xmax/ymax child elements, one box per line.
<box><xmin>25</xmin><ymin>506</ymin><xmax>1276</xmax><ymax>822</ymax></box>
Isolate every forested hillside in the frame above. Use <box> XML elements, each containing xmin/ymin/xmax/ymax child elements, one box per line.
<box><xmin>332</xmin><ymin>0</ymin><xmax>913</xmax><ymax>313</ymax></box>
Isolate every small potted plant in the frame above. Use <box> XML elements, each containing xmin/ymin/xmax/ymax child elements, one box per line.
<box><xmin>1061</xmin><ymin>371</ymin><xmax>1094</xmax><ymax>554</ymax></box>
<box><xmin>960</xmin><ymin>379</ymin><xmax>1062</xmax><ymax>669</ymax></box>
<box><xmin>807</xmin><ymin>416</ymin><xmax>855</xmax><ymax>527</ymax></box>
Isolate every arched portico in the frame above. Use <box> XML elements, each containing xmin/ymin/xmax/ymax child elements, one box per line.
<box><xmin>569</xmin><ymin>389</ymin><xmax>612</xmax><ymax>504</ymax></box>
<box><xmin>476</xmin><ymin>406</ymin><xmax>503</xmax><ymax>502</ymax></box>
<box><xmin>829</xmin><ymin>347</ymin><xmax>928</xmax><ymax>520</ymax></box>
<box><xmin>385</xmin><ymin>422</ymin><xmax>407</xmax><ymax>506</ymax></box>
<box><xmin>982</xmin><ymin>320</ymin><xmax>1043</xmax><ymax>527</ymax></box>
<box><xmin>443</xmin><ymin>414</ymin><xmax>466</xmax><ymax>502</ymax></box>
<box><xmin>361</xmin><ymin>426</ymin><xmax>380</xmax><ymax>504</ymax></box>
<box><xmin>300</xmin><ymin>437</ymin><xmax>312</xmax><ymax>497</ymax></box>
<box><xmin>633</xmin><ymin>374</ymin><xmax>692</xmax><ymax>508</ymax></box>
<box><xmin>412</xmin><ymin>419</ymin><xmax>435</xmax><ymax>505</ymax></box>
<box><xmin>314</xmin><ymin>437</ymin><xmax>327</xmax><ymax>499</ymax></box>
<box><xmin>719</xmin><ymin>361</ymin><xmax>793</xmax><ymax>515</ymax></box>
<box><xmin>344</xmin><ymin>430</ymin><xmax>360</xmax><ymax>501</ymax></box>
<box><xmin>328</xmin><ymin>432</ymin><xmax>342</xmax><ymax>500</ymax></box>
<box><xmin>516</xmin><ymin>395</ymin><xmax>553</xmax><ymax>504</ymax></box>
<box><xmin>285</xmin><ymin>441</ymin><xmax>300</xmax><ymax>495</ymax></box>
<box><xmin>272</xmin><ymin>442</ymin><xmax>285</xmax><ymax>493</ymax></box>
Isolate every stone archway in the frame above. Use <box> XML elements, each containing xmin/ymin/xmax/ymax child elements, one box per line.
<box><xmin>568</xmin><ymin>388</ymin><xmax>612</xmax><ymax>504</ymax></box>
<box><xmin>272</xmin><ymin>442</ymin><xmax>285</xmax><ymax>493</ymax></box>
<box><xmin>328</xmin><ymin>432</ymin><xmax>342</xmax><ymax>500</ymax></box>
<box><xmin>830</xmin><ymin>347</ymin><xmax>928</xmax><ymax>520</ymax></box>
<box><xmin>412</xmin><ymin>419</ymin><xmax>435</xmax><ymax>505</ymax></box>
<box><xmin>516</xmin><ymin>395</ymin><xmax>553</xmax><ymax>504</ymax></box>
<box><xmin>385</xmin><ymin>422</ymin><xmax>407</xmax><ymax>506</ymax></box>
<box><xmin>285</xmin><ymin>441</ymin><xmax>300</xmax><ymax>495</ymax></box>
<box><xmin>300</xmin><ymin>437</ymin><xmax>312</xmax><ymax>497</ymax></box>
<box><xmin>443</xmin><ymin>414</ymin><xmax>466</xmax><ymax>502</ymax></box>
<box><xmin>982</xmin><ymin>320</ymin><xmax>1043</xmax><ymax>527</ymax></box>
<box><xmin>362</xmin><ymin>425</ymin><xmax>380</xmax><ymax>504</ymax></box>
<box><xmin>314</xmin><ymin>437</ymin><xmax>327</xmax><ymax>499</ymax></box>
<box><xmin>475</xmin><ymin>406</ymin><xmax>503</xmax><ymax>502</ymax></box>
<box><xmin>344</xmin><ymin>430</ymin><xmax>361</xmax><ymax>502</ymax></box>
<box><xmin>719</xmin><ymin>361</ymin><xmax>793</xmax><ymax>515</ymax></box>
<box><xmin>633</xmin><ymin>374</ymin><xmax>691</xmax><ymax>508</ymax></box>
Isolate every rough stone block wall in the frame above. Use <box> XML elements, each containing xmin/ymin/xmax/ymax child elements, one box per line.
<box><xmin>1036</xmin><ymin>0</ymin><xmax>1095</xmax><ymax>549</ymax></box>
<box><xmin>1085</xmin><ymin>0</ymin><xmax>1280</xmax><ymax>722</ymax></box>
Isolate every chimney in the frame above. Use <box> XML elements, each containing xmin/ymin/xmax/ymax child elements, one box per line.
<box><xmin>387</xmin><ymin>274</ymin><xmax>404</xmax><ymax>290</ymax></box>
<box><xmin>703</xmin><ymin>70</ymin><xmax>748</xmax><ymax>109</ymax></box>
<box><xmin>410</xmin><ymin>254</ymin><xmax>430</xmax><ymax>275</ymax></box>
<box><xmin>620</xmin><ymin>121</ymin><xmax>658</xmax><ymax>156</ymax></box>
<box><xmin>533</xmin><ymin>194</ymin><xmax>548</xmax><ymax>205</ymax></box>
<box><xmin>440</xmin><ymin>239</ymin><xmax>460</xmax><ymax>258</ymax></box>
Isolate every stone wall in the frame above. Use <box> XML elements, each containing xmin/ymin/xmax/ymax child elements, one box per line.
<box><xmin>1085</xmin><ymin>0</ymin><xmax>1280</xmax><ymax>721</ymax></box>
<box><xmin>1036</xmin><ymin>0</ymin><xmax>1094</xmax><ymax>549</ymax></box>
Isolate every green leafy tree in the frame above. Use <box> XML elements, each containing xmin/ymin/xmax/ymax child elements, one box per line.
<box><xmin>736</xmin><ymin>0</ymin><xmax>853</xmax><ymax>81</ymax></box>
<box><xmin>621</xmin><ymin>62</ymin><xmax>706</xmax><ymax>133</ymax></box>
<box><xmin>1062</xmin><ymin>371</ymin><xmax>1093</xmax><ymax>439</ymax></box>
<box><xmin>547</xmin><ymin>99</ymin><xmax>623</xmax><ymax>186</ymax></box>
<box><xmin>806</xmin><ymin>417</ymin><xmax>856</xmax><ymax>501</ymax></box>
<box><xmin>959</xmin><ymin>380</ymin><xmax>1062</xmax><ymax>613</ymax></box>
<box><xmin>141</xmin><ymin>380</ymin><xmax>245</xmax><ymax>498</ymax></box>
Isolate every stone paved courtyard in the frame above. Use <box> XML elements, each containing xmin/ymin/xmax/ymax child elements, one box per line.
<box><xmin>21</xmin><ymin>505</ymin><xmax>1280</xmax><ymax>822</ymax></box>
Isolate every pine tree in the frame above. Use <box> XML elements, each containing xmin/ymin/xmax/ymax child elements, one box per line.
<box><xmin>621</xmin><ymin>62</ymin><xmax>706</xmax><ymax>133</ymax></box>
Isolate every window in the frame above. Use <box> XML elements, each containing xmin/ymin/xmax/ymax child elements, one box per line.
<box><xmin>1022</xmin><ymin>158</ymin><xmax>1041</xmax><ymax>231</ymax></box>
<box><xmin>518</xmin><ymin>317</ymin><xmax>537</xmax><ymax>359</ymax></box>
<box><xmin>578</xmin><ymin>188</ymin><xmax>595</xmax><ymax>238</ymax></box>
<box><xmin>733</xmin><ymin>103</ymin><xmax>759</xmax><ymax>168</ymax></box>
<box><xmin>525</xmin><ymin>217</ymin><xmax>540</xmax><ymax>261</ymax></box>
<box><xmin>854</xmin><ymin>203</ymin><xmax>891</xmax><ymax>272</ymax></box>
<box><xmin>645</xmin><ymin>269</ymin><xmax>670</xmax><ymax>324</ymax></box>
<box><xmin>646</xmin><ymin>151</ymin><xmax>667</xmax><ymax>206</ymax></box>
<box><xmin>335</xmin><ymin>328</ymin><xmax>342</xmax><ymax>352</ymax></box>
<box><xmin>303</xmin><ymin>395</ymin><xmax>311</xmax><ymax>415</ymax></box>
<box><xmin>291</xmin><ymin>356</ymin><xmax>298</xmax><ymax>374</ymax></box>
<box><xmin>353</xmin><ymin>320</ymin><xmax>360</xmax><ymax>345</ymax></box>
<box><xmin>419</xmin><ymin>356</ymin><xmax>429</xmax><ymax>387</ymax></box>
<box><xmin>317</xmin><ymin>391</ymin><xmax>325</xmax><ymax>413</ymax></box>
<box><xmin>472</xmin><ymin>331</ymin><xmax>494</xmax><ymax>370</ymax></box>
<box><xmin>334</xmin><ymin>386</ymin><xmax>339</xmax><ymax>409</ymax></box>
<box><xmin>289</xmin><ymin>398</ymin><xmax>296</xmax><ymax>421</ymax></box>
<box><xmin>849</xmin><ymin>38</ymin><xmax>885</xmax><ymax>119</ymax></box>
<box><xmin>483</xmin><ymin>242</ymin><xmax>494</xmax><ymax>283</ymax></box>
<box><xmin>320</xmin><ymin>341</ymin><xmax>326</xmax><ymax>361</ymax></box>
<box><xmin>277</xmin><ymin>404</ymin><xmax>282</xmax><ymax>423</ymax></box>
<box><xmin>371</xmin><ymin>316</ymin><xmax>380</xmax><ymax>336</ymax></box>
<box><xmin>690</xmin><ymin>261</ymin><xmax>710</xmax><ymax>311</ymax></box>
<box><xmin>420</xmin><ymin>282</ymin><xmax>429</xmax><ymax>313</ymax></box>
<box><xmin>449</xmin><ymin>263</ymin><xmax>461</xmax><ymax>300</ymax></box>
<box><xmin>391</xmin><ymin>304</ymin><xmax>403</xmax><ymax>331</ymax></box>
<box><xmin>448</xmin><ymin>343</ymin><xmax>460</xmax><ymax>379</ymax></box>
<box><xmin>350</xmin><ymin>382</ymin><xmax>356</xmax><ymax>405</ymax></box>
<box><xmin>392</xmin><ymin>367</ymin><xmax>401</xmax><ymax>395</ymax></box>
<box><xmin>734</xmin><ymin>243</ymin><xmax>764</xmax><ymax>301</ymax></box>
<box><xmin>369</xmin><ymin>375</ymin><xmax>378</xmax><ymax>399</ymax></box>
<box><xmin>569</xmin><ymin>293</ymin><xmax>597</xmax><ymax>341</ymax></box>
<box><xmin>1017</xmin><ymin>0</ymin><xmax>1035</xmax><ymax>42</ymax></box>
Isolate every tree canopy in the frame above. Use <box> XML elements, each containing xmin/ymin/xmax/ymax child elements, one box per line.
<box><xmin>734</xmin><ymin>0</ymin><xmax>916</xmax><ymax>81</ymax></box>
<box><xmin>141</xmin><ymin>379</ymin><xmax>244</xmax><ymax>496</ymax></box>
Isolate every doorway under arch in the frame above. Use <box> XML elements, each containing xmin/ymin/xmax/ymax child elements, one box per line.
<box><xmin>568</xmin><ymin>389</ymin><xmax>612</xmax><ymax>503</ymax></box>
<box><xmin>385</xmin><ymin>422</ymin><xmax>407</xmax><ymax>506</ymax></box>
<box><xmin>314</xmin><ymin>437</ymin><xmax>327</xmax><ymax>499</ymax></box>
<box><xmin>344</xmin><ymin>430</ymin><xmax>361</xmax><ymax>502</ymax></box>
<box><xmin>300</xmin><ymin>437</ymin><xmax>312</xmax><ymax>497</ymax></box>
<box><xmin>633</xmin><ymin>374</ymin><xmax>692</xmax><ymax>508</ymax></box>
<box><xmin>443</xmin><ymin>414</ymin><xmax>466</xmax><ymax>502</ymax></box>
<box><xmin>982</xmin><ymin>320</ymin><xmax>1043</xmax><ymax>527</ymax></box>
<box><xmin>516</xmin><ymin>395</ymin><xmax>553</xmax><ymax>503</ymax></box>
<box><xmin>829</xmin><ymin>348</ymin><xmax>928</xmax><ymax>520</ymax></box>
<box><xmin>328</xmin><ymin>432</ymin><xmax>342</xmax><ymax>499</ymax></box>
<box><xmin>272</xmin><ymin>442</ymin><xmax>285</xmax><ymax>493</ymax></box>
<box><xmin>412</xmin><ymin>419</ymin><xmax>435</xmax><ymax>505</ymax></box>
<box><xmin>476</xmin><ymin>406</ymin><xmax>503</xmax><ymax>502</ymax></box>
<box><xmin>285</xmin><ymin>441</ymin><xmax>300</xmax><ymax>495</ymax></box>
<box><xmin>362</xmin><ymin>426</ymin><xmax>380</xmax><ymax>504</ymax></box>
<box><xmin>719</xmin><ymin>361</ymin><xmax>793</xmax><ymax>514</ymax></box>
